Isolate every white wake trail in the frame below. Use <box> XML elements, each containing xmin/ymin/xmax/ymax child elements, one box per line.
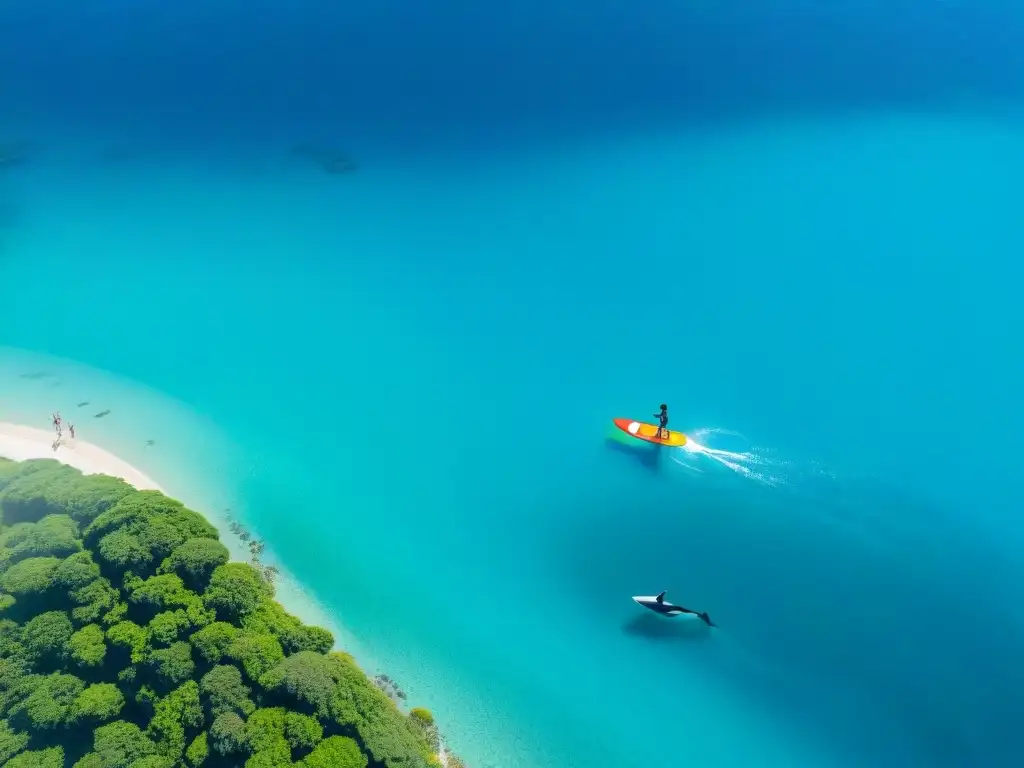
<box><xmin>670</xmin><ymin>427</ymin><xmax>786</xmax><ymax>486</ymax></box>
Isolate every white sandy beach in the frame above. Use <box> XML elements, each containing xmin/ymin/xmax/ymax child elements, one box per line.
<box><xmin>0</xmin><ymin>419</ymin><xmax>452</xmax><ymax>766</ymax></box>
<box><xmin>0</xmin><ymin>421</ymin><xmax>165</xmax><ymax>492</ymax></box>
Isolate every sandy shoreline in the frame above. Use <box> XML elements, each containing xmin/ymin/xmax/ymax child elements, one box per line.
<box><xmin>0</xmin><ymin>421</ymin><xmax>166</xmax><ymax>492</ymax></box>
<box><xmin>0</xmin><ymin>419</ymin><xmax>452</xmax><ymax>767</ymax></box>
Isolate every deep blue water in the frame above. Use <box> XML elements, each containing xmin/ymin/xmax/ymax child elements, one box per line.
<box><xmin>3</xmin><ymin>2</ymin><xmax>1024</xmax><ymax>767</ymax></box>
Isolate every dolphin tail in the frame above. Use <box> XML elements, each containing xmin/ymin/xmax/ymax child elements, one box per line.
<box><xmin>699</xmin><ymin>612</ymin><xmax>716</xmax><ymax>628</ymax></box>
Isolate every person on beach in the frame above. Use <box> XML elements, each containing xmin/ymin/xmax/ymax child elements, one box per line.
<box><xmin>68</xmin><ymin>423</ymin><xmax>75</xmax><ymax>439</ymax></box>
<box><xmin>653</xmin><ymin>403</ymin><xmax>669</xmax><ymax>439</ymax></box>
<box><xmin>53</xmin><ymin>412</ymin><xmax>61</xmax><ymax>432</ymax></box>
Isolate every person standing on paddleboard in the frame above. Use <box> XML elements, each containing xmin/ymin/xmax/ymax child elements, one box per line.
<box><xmin>654</xmin><ymin>404</ymin><xmax>669</xmax><ymax>439</ymax></box>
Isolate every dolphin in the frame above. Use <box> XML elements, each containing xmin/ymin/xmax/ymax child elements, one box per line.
<box><xmin>632</xmin><ymin>591</ymin><xmax>716</xmax><ymax>627</ymax></box>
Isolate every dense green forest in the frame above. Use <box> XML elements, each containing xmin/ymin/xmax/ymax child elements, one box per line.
<box><xmin>0</xmin><ymin>457</ymin><xmax>465</xmax><ymax>768</ymax></box>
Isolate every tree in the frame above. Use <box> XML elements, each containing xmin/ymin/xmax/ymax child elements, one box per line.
<box><xmin>209</xmin><ymin>711</ymin><xmax>246</xmax><ymax>756</ymax></box>
<box><xmin>6</xmin><ymin>745</ymin><xmax>65</xmax><ymax>767</ymax></box>
<box><xmin>409</xmin><ymin>708</ymin><xmax>440</xmax><ymax>752</ymax></box>
<box><xmin>326</xmin><ymin>653</ymin><xmax>433</xmax><ymax>768</ymax></box>
<box><xmin>301</xmin><ymin>736</ymin><xmax>367</xmax><ymax>768</ymax></box>
<box><xmin>0</xmin><ymin>556</ymin><xmax>60</xmax><ymax>596</ymax></box>
<box><xmin>147</xmin><ymin>641</ymin><xmax>195</xmax><ymax>687</ymax></box>
<box><xmin>0</xmin><ymin>461</ymin><xmax>78</xmax><ymax>524</ymax></box>
<box><xmin>189</xmin><ymin>621</ymin><xmax>238</xmax><ymax>664</ymax></box>
<box><xmin>70</xmin><ymin>577</ymin><xmax>122</xmax><ymax>625</ymax></box>
<box><xmin>128</xmin><ymin>757</ymin><xmax>176</xmax><ymax>768</ymax></box>
<box><xmin>69</xmin><ymin>623</ymin><xmax>107</xmax><ymax>667</ymax></box>
<box><xmin>225</xmin><ymin>632</ymin><xmax>284</xmax><ymax>685</ymax></box>
<box><xmin>200</xmin><ymin>664</ymin><xmax>255</xmax><ymax>719</ymax></box>
<box><xmin>21</xmin><ymin>610</ymin><xmax>74</xmax><ymax>665</ymax></box>
<box><xmin>0</xmin><ymin>718</ymin><xmax>29</xmax><ymax>764</ymax></box>
<box><xmin>284</xmin><ymin>711</ymin><xmax>323</xmax><ymax>751</ymax></box>
<box><xmin>147</xmin><ymin>680</ymin><xmax>203</xmax><ymax>760</ymax></box>
<box><xmin>244</xmin><ymin>707</ymin><xmax>291</xmax><ymax>751</ymax></box>
<box><xmin>93</xmin><ymin>720</ymin><xmax>159</xmax><ymax>767</ymax></box>
<box><xmin>161</xmin><ymin>538</ymin><xmax>229</xmax><ymax>589</ymax></box>
<box><xmin>262</xmin><ymin>651</ymin><xmax>345</xmax><ymax>717</ymax></box>
<box><xmin>53</xmin><ymin>550</ymin><xmax>102</xmax><ymax>591</ymax></box>
<box><xmin>41</xmin><ymin>471</ymin><xmax>134</xmax><ymax>524</ymax></box>
<box><xmin>185</xmin><ymin>731</ymin><xmax>209</xmax><ymax>766</ymax></box>
<box><xmin>246</xmin><ymin>741</ymin><xmax>294</xmax><ymax>767</ymax></box>
<box><xmin>107</xmin><ymin>621</ymin><xmax>150</xmax><ymax>665</ymax></box>
<box><xmin>0</xmin><ymin>657</ymin><xmax>30</xmax><ymax>709</ymax></box>
<box><xmin>204</xmin><ymin>563</ymin><xmax>273</xmax><ymax>621</ymax></box>
<box><xmin>85</xmin><ymin>491</ymin><xmax>217</xmax><ymax>548</ymax></box>
<box><xmin>136</xmin><ymin>518</ymin><xmax>188</xmax><ymax>564</ymax></box>
<box><xmin>0</xmin><ymin>456</ymin><xmax>19</xmax><ymax>490</ymax></box>
<box><xmin>242</xmin><ymin>599</ymin><xmax>334</xmax><ymax>655</ymax></box>
<box><xmin>148</xmin><ymin>610</ymin><xmax>193</xmax><ymax>646</ymax></box>
<box><xmin>0</xmin><ymin>461</ymin><xmax>443</xmax><ymax>768</ymax></box>
<box><xmin>128</xmin><ymin>573</ymin><xmax>214</xmax><ymax>628</ymax></box>
<box><xmin>0</xmin><ymin>514</ymin><xmax>81</xmax><ymax>568</ymax></box>
<box><xmin>8</xmin><ymin>672</ymin><xmax>85</xmax><ymax>730</ymax></box>
<box><xmin>97</xmin><ymin>530</ymin><xmax>153</xmax><ymax>572</ymax></box>
<box><xmin>70</xmin><ymin>683</ymin><xmax>125</xmax><ymax>723</ymax></box>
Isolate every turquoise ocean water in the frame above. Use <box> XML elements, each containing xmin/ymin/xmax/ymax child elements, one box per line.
<box><xmin>3</xmin><ymin>3</ymin><xmax>1024</xmax><ymax>766</ymax></box>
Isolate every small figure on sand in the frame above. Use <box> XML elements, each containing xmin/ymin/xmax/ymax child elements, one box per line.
<box><xmin>68</xmin><ymin>423</ymin><xmax>75</xmax><ymax>439</ymax></box>
<box><xmin>52</xmin><ymin>411</ymin><xmax>61</xmax><ymax>433</ymax></box>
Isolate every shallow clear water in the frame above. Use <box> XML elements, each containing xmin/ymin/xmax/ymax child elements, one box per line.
<box><xmin>3</xmin><ymin>3</ymin><xmax>1024</xmax><ymax>767</ymax></box>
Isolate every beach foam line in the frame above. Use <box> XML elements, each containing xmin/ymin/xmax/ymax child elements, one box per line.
<box><xmin>0</xmin><ymin>421</ymin><xmax>164</xmax><ymax>492</ymax></box>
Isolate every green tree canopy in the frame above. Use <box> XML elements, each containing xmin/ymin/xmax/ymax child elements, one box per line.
<box><xmin>200</xmin><ymin>664</ymin><xmax>255</xmax><ymax>719</ymax></box>
<box><xmin>70</xmin><ymin>577</ymin><xmax>122</xmax><ymax>625</ymax></box>
<box><xmin>107</xmin><ymin>620</ymin><xmax>151</xmax><ymax>665</ymax></box>
<box><xmin>97</xmin><ymin>529</ymin><xmax>153</xmax><ymax>572</ymax></box>
<box><xmin>8</xmin><ymin>671</ymin><xmax>85</xmax><ymax>730</ymax></box>
<box><xmin>0</xmin><ymin>461</ymin><xmax>445</xmax><ymax>768</ymax></box>
<box><xmin>69</xmin><ymin>623</ymin><xmax>107</xmax><ymax>667</ymax></box>
<box><xmin>85</xmin><ymin>491</ymin><xmax>217</xmax><ymax>548</ymax></box>
<box><xmin>285</xmin><ymin>711</ymin><xmax>323</xmax><ymax>751</ymax></box>
<box><xmin>185</xmin><ymin>731</ymin><xmax>209</xmax><ymax>767</ymax></box>
<box><xmin>148</xmin><ymin>610</ymin><xmax>194</xmax><ymax>647</ymax></box>
<box><xmin>0</xmin><ymin>556</ymin><xmax>60</xmax><ymax>596</ymax></box>
<box><xmin>0</xmin><ymin>461</ymin><xmax>82</xmax><ymax>524</ymax></box>
<box><xmin>147</xmin><ymin>680</ymin><xmax>203</xmax><ymax>760</ymax></box>
<box><xmin>93</xmin><ymin>720</ymin><xmax>159</xmax><ymax>767</ymax></box>
<box><xmin>204</xmin><ymin>563</ymin><xmax>273</xmax><ymax>621</ymax></box>
<box><xmin>302</xmin><ymin>735</ymin><xmax>367</xmax><ymax>768</ymax></box>
<box><xmin>0</xmin><ymin>514</ymin><xmax>81</xmax><ymax>569</ymax></box>
<box><xmin>209</xmin><ymin>711</ymin><xmax>246</xmax><ymax>756</ymax></box>
<box><xmin>161</xmin><ymin>538</ymin><xmax>229</xmax><ymax>589</ymax></box>
<box><xmin>127</xmin><ymin>573</ymin><xmax>214</xmax><ymax>628</ymax></box>
<box><xmin>70</xmin><ymin>682</ymin><xmax>125</xmax><ymax>723</ymax></box>
<box><xmin>226</xmin><ymin>631</ymin><xmax>284</xmax><ymax>685</ymax></box>
<box><xmin>262</xmin><ymin>651</ymin><xmax>346</xmax><ymax>717</ymax></box>
<box><xmin>53</xmin><ymin>550</ymin><xmax>102</xmax><ymax>591</ymax></box>
<box><xmin>242</xmin><ymin>599</ymin><xmax>334</xmax><ymax>655</ymax></box>
<box><xmin>40</xmin><ymin>471</ymin><xmax>134</xmax><ymax>524</ymax></box>
<box><xmin>21</xmin><ymin>610</ymin><xmax>75</xmax><ymax>664</ymax></box>
<box><xmin>6</xmin><ymin>745</ymin><xmax>65</xmax><ymax>767</ymax></box>
<box><xmin>189</xmin><ymin>621</ymin><xmax>238</xmax><ymax>664</ymax></box>
<box><xmin>0</xmin><ymin>718</ymin><xmax>30</xmax><ymax>764</ymax></box>
<box><xmin>147</xmin><ymin>641</ymin><xmax>195</xmax><ymax>688</ymax></box>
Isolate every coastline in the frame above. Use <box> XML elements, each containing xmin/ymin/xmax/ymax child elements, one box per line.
<box><xmin>0</xmin><ymin>419</ymin><xmax>454</xmax><ymax>767</ymax></box>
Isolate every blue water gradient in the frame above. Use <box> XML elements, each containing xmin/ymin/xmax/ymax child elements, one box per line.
<box><xmin>3</xmin><ymin>3</ymin><xmax>1024</xmax><ymax>767</ymax></box>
